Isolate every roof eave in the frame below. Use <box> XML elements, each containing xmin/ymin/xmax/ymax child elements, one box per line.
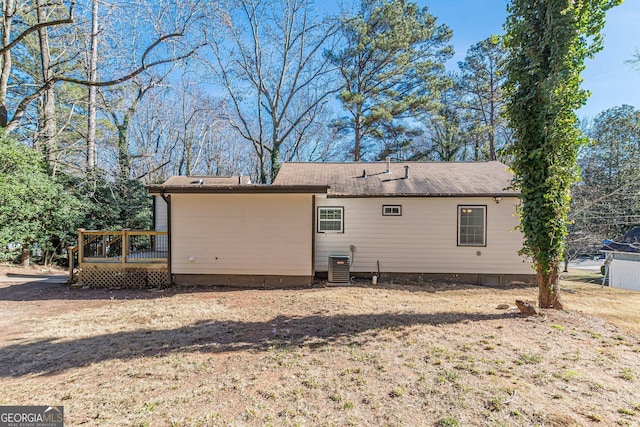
<box><xmin>600</xmin><ymin>248</ymin><xmax>640</xmax><ymax>255</ymax></box>
<box><xmin>326</xmin><ymin>192</ymin><xmax>520</xmax><ymax>198</ymax></box>
<box><xmin>146</xmin><ymin>184</ymin><xmax>329</xmax><ymax>195</ymax></box>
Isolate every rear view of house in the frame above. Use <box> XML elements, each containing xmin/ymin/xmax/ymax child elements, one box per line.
<box><xmin>148</xmin><ymin>160</ymin><xmax>534</xmax><ymax>287</ymax></box>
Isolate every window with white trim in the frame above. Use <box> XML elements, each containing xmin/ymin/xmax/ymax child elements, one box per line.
<box><xmin>458</xmin><ymin>205</ymin><xmax>486</xmax><ymax>246</ymax></box>
<box><xmin>382</xmin><ymin>205</ymin><xmax>402</xmax><ymax>216</ymax></box>
<box><xmin>318</xmin><ymin>207</ymin><xmax>344</xmax><ymax>232</ymax></box>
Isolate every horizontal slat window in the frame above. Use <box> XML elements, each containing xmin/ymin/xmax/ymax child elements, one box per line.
<box><xmin>383</xmin><ymin>205</ymin><xmax>402</xmax><ymax>216</ymax></box>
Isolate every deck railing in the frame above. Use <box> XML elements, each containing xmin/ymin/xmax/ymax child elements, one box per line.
<box><xmin>68</xmin><ymin>229</ymin><xmax>168</xmax><ymax>287</ymax></box>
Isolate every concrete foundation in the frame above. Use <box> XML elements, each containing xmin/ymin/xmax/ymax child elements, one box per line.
<box><xmin>172</xmin><ymin>274</ymin><xmax>313</xmax><ymax>288</ymax></box>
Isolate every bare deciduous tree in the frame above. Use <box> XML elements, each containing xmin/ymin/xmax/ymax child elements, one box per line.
<box><xmin>206</xmin><ymin>0</ymin><xmax>339</xmax><ymax>183</ymax></box>
<box><xmin>1</xmin><ymin>0</ymin><xmax>206</xmax><ymax>159</ymax></box>
<box><xmin>125</xmin><ymin>80</ymin><xmax>254</xmax><ymax>183</ymax></box>
<box><xmin>1</xmin><ymin>0</ymin><xmax>74</xmax><ymax>130</ymax></box>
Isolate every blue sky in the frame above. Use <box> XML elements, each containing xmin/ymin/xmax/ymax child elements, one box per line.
<box><xmin>318</xmin><ymin>1</ymin><xmax>640</xmax><ymax>119</ymax></box>
<box><xmin>423</xmin><ymin>0</ymin><xmax>640</xmax><ymax>119</ymax></box>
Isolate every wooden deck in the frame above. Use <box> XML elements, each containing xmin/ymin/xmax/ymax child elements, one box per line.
<box><xmin>69</xmin><ymin>229</ymin><xmax>168</xmax><ymax>288</ymax></box>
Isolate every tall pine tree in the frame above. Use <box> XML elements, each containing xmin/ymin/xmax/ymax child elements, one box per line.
<box><xmin>329</xmin><ymin>0</ymin><xmax>452</xmax><ymax>161</ymax></box>
<box><xmin>458</xmin><ymin>35</ymin><xmax>509</xmax><ymax>161</ymax></box>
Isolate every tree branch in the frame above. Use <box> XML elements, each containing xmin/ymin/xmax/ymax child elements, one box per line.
<box><xmin>6</xmin><ymin>41</ymin><xmax>203</xmax><ymax>132</ymax></box>
<box><xmin>0</xmin><ymin>1</ymin><xmax>75</xmax><ymax>55</ymax></box>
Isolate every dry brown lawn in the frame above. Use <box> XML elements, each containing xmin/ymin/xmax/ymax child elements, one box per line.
<box><xmin>1</xmin><ymin>266</ymin><xmax>639</xmax><ymax>426</ymax></box>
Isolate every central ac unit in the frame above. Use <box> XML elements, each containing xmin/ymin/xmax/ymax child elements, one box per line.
<box><xmin>328</xmin><ymin>255</ymin><xmax>350</xmax><ymax>283</ymax></box>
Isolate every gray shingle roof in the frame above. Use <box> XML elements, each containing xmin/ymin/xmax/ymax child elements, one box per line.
<box><xmin>146</xmin><ymin>174</ymin><xmax>328</xmax><ymax>194</ymax></box>
<box><xmin>602</xmin><ymin>227</ymin><xmax>640</xmax><ymax>253</ymax></box>
<box><xmin>273</xmin><ymin>161</ymin><xmax>517</xmax><ymax>197</ymax></box>
<box><xmin>160</xmin><ymin>175</ymin><xmax>252</xmax><ymax>186</ymax></box>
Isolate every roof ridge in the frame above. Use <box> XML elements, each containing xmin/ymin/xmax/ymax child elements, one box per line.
<box><xmin>280</xmin><ymin>160</ymin><xmax>501</xmax><ymax>165</ymax></box>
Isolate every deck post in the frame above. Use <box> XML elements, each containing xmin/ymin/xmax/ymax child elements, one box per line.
<box><xmin>78</xmin><ymin>229</ymin><xmax>85</xmax><ymax>266</ymax></box>
<box><xmin>122</xmin><ymin>229</ymin><xmax>129</xmax><ymax>264</ymax></box>
<box><xmin>67</xmin><ymin>246</ymin><xmax>74</xmax><ymax>284</ymax></box>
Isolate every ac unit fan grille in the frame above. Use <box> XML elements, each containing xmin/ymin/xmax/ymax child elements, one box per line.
<box><xmin>328</xmin><ymin>255</ymin><xmax>350</xmax><ymax>283</ymax></box>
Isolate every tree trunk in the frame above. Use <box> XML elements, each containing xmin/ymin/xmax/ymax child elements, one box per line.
<box><xmin>21</xmin><ymin>244</ymin><xmax>30</xmax><ymax>267</ymax></box>
<box><xmin>353</xmin><ymin>112</ymin><xmax>362</xmax><ymax>161</ymax></box>
<box><xmin>488</xmin><ymin>93</ymin><xmax>497</xmax><ymax>161</ymax></box>
<box><xmin>0</xmin><ymin>0</ymin><xmax>15</xmax><ymax>128</ymax></box>
<box><xmin>488</xmin><ymin>129</ymin><xmax>496</xmax><ymax>161</ymax></box>
<box><xmin>184</xmin><ymin>132</ymin><xmax>192</xmax><ymax>176</ymax></box>
<box><xmin>270</xmin><ymin>144</ymin><xmax>281</xmax><ymax>183</ymax></box>
<box><xmin>86</xmin><ymin>0</ymin><xmax>99</xmax><ymax>174</ymax></box>
<box><xmin>117</xmin><ymin>121</ymin><xmax>130</xmax><ymax>182</ymax></box>
<box><xmin>36</xmin><ymin>0</ymin><xmax>57</xmax><ymax>172</ymax></box>
<box><xmin>537</xmin><ymin>261</ymin><xmax>564</xmax><ymax>309</ymax></box>
<box><xmin>259</xmin><ymin>155</ymin><xmax>268</xmax><ymax>184</ymax></box>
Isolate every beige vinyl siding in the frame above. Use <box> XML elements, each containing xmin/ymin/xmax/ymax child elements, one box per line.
<box><xmin>154</xmin><ymin>195</ymin><xmax>168</xmax><ymax>231</ymax></box>
<box><xmin>315</xmin><ymin>196</ymin><xmax>532</xmax><ymax>275</ymax></box>
<box><xmin>171</xmin><ymin>194</ymin><xmax>313</xmax><ymax>276</ymax></box>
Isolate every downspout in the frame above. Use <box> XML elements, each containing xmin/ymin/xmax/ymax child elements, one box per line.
<box><xmin>160</xmin><ymin>190</ymin><xmax>172</xmax><ymax>286</ymax></box>
<box><xmin>311</xmin><ymin>194</ymin><xmax>316</xmax><ymax>281</ymax></box>
<box><xmin>152</xmin><ymin>196</ymin><xmax>156</xmax><ymax>230</ymax></box>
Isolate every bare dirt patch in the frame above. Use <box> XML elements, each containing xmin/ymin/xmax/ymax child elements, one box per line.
<box><xmin>1</xmin><ymin>269</ymin><xmax>639</xmax><ymax>426</ymax></box>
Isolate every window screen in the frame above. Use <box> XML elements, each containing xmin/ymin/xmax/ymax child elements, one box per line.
<box><xmin>458</xmin><ymin>206</ymin><xmax>486</xmax><ymax>246</ymax></box>
<box><xmin>318</xmin><ymin>207</ymin><xmax>344</xmax><ymax>232</ymax></box>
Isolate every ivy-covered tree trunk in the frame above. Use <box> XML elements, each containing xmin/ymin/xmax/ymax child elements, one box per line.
<box><xmin>537</xmin><ymin>259</ymin><xmax>562</xmax><ymax>309</ymax></box>
<box><xmin>504</xmin><ymin>0</ymin><xmax>621</xmax><ymax>309</ymax></box>
<box><xmin>117</xmin><ymin>121</ymin><xmax>131</xmax><ymax>182</ymax></box>
<box><xmin>270</xmin><ymin>144</ymin><xmax>281</xmax><ymax>184</ymax></box>
<box><xmin>259</xmin><ymin>156</ymin><xmax>268</xmax><ymax>184</ymax></box>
